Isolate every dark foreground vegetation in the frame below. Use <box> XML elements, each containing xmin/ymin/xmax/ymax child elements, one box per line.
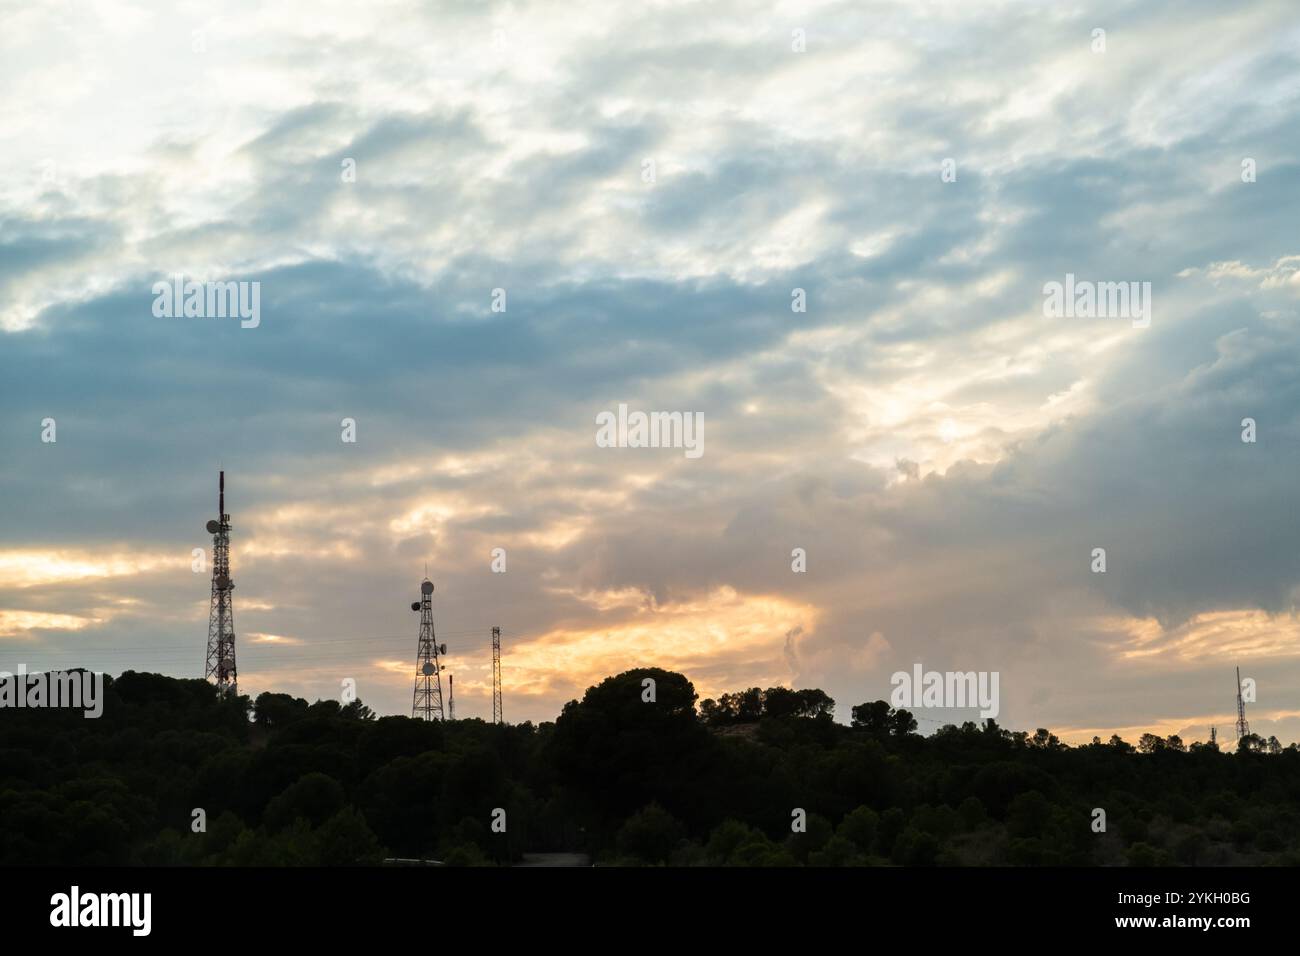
<box><xmin>2</xmin><ymin>668</ymin><xmax>1298</xmax><ymax>866</ymax></box>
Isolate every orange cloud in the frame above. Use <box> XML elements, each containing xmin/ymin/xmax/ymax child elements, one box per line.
<box><xmin>1104</xmin><ymin>609</ymin><xmax>1300</xmax><ymax>663</ymax></box>
<box><xmin>494</xmin><ymin>586</ymin><xmax>820</xmax><ymax>704</ymax></box>
<box><xmin>0</xmin><ymin>549</ymin><xmax>186</xmax><ymax>588</ymax></box>
<box><xmin>0</xmin><ymin>609</ymin><xmax>102</xmax><ymax>638</ymax></box>
<box><xmin>245</xmin><ymin>632</ymin><xmax>305</xmax><ymax>646</ymax></box>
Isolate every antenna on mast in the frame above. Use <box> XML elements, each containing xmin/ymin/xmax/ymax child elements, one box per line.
<box><xmin>492</xmin><ymin>626</ymin><xmax>503</xmax><ymax>725</ymax></box>
<box><xmin>410</xmin><ymin>575</ymin><xmax>446</xmax><ymax>720</ymax></box>
<box><xmin>203</xmin><ymin>470</ymin><xmax>238</xmax><ymax>696</ymax></box>
<box><xmin>1235</xmin><ymin>666</ymin><xmax>1249</xmax><ymax>740</ymax></box>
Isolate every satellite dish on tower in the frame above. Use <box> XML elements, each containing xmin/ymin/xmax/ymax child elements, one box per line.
<box><xmin>421</xmin><ymin>580</ymin><xmax>434</xmax><ymax>595</ymax></box>
<box><xmin>216</xmin><ymin>574</ymin><xmax>230</xmax><ymax>590</ymax></box>
<box><xmin>422</xmin><ymin>662</ymin><xmax>434</xmax><ymax>676</ymax></box>
<box><xmin>439</xmin><ymin>643</ymin><xmax>447</xmax><ymax>655</ymax></box>
<box><xmin>205</xmin><ymin>519</ymin><xmax>220</xmax><ymax>534</ymax></box>
<box><xmin>411</xmin><ymin>601</ymin><xmax>421</xmax><ymax>612</ymax></box>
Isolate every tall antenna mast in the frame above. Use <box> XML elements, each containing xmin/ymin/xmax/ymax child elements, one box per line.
<box><xmin>203</xmin><ymin>470</ymin><xmax>238</xmax><ymax>695</ymax></box>
<box><xmin>492</xmin><ymin>626</ymin><xmax>503</xmax><ymax>724</ymax></box>
<box><xmin>448</xmin><ymin>674</ymin><xmax>455</xmax><ymax>720</ymax></box>
<box><xmin>1235</xmin><ymin>666</ymin><xmax>1249</xmax><ymax>740</ymax></box>
<box><xmin>411</xmin><ymin>576</ymin><xmax>446</xmax><ymax>720</ymax></box>
<box><xmin>1210</xmin><ymin>725</ymin><xmax>1217</xmax><ymax>749</ymax></box>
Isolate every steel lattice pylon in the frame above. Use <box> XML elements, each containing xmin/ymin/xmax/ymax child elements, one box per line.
<box><xmin>492</xmin><ymin>626</ymin><xmax>503</xmax><ymax>724</ymax></box>
<box><xmin>411</xmin><ymin>577</ymin><xmax>445</xmax><ymax>720</ymax></box>
<box><xmin>203</xmin><ymin>471</ymin><xmax>238</xmax><ymax>696</ymax></box>
<box><xmin>1235</xmin><ymin>666</ymin><xmax>1249</xmax><ymax>740</ymax></box>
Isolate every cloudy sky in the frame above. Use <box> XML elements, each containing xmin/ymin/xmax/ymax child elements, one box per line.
<box><xmin>3</xmin><ymin>0</ymin><xmax>1299</xmax><ymax>742</ymax></box>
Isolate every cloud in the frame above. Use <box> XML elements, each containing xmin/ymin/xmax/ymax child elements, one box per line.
<box><xmin>3</xmin><ymin>0</ymin><xmax>1300</xmax><ymax>738</ymax></box>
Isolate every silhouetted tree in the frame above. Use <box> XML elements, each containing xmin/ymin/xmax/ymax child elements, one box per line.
<box><xmin>2</xmin><ymin>667</ymin><xmax>1295</xmax><ymax>868</ymax></box>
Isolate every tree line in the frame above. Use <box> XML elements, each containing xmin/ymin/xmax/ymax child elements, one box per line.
<box><xmin>1</xmin><ymin>667</ymin><xmax>1296</xmax><ymax>866</ymax></box>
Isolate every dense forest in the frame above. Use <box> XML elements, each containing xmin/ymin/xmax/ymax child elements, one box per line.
<box><xmin>2</xmin><ymin>667</ymin><xmax>1298</xmax><ymax>866</ymax></box>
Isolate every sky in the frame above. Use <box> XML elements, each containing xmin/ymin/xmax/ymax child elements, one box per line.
<box><xmin>2</xmin><ymin>0</ymin><xmax>1299</xmax><ymax>743</ymax></box>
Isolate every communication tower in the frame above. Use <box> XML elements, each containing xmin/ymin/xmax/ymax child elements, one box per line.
<box><xmin>203</xmin><ymin>471</ymin><xmax>238</xmax><ymax>695</ymax></box>
<box><xmin>411</xmin><ymin>577</ymin><xmax>446</xmax><ymax>720</ymax></box>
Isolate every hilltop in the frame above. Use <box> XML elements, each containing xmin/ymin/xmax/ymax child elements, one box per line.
<box><xmin>1</xmin><ymin>668</ymin><xmax>1297</xmax><ymax>866</ymax></box>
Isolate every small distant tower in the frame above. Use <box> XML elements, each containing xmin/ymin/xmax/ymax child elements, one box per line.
<box><xmin>411</xmin><ymin>577</ymin><xmax>446</xmax><ymax>720</ymax></box>
<box><xmin>1235</xmin><ymin>667</ymin><xmax>1249</xmax><ymax>739</ymax></box>
<box><xmin>1210</xmin><ymin>725</ymin><xmax>1217</xmax><ymax>749</ymax></box>
<box><xmin>203</xmin><ymin>471</ymin><xmax>238</xmax><ymax>695</ymax></box>
<box><xmin>491</xmin><ymin>626</ymin><xmax>503</xmax><ymax>725</ymax></box>
<box><xmin>448</xmin><ymin>674</ymin><xmax>456</xmax><ymax>721</ymax></box>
